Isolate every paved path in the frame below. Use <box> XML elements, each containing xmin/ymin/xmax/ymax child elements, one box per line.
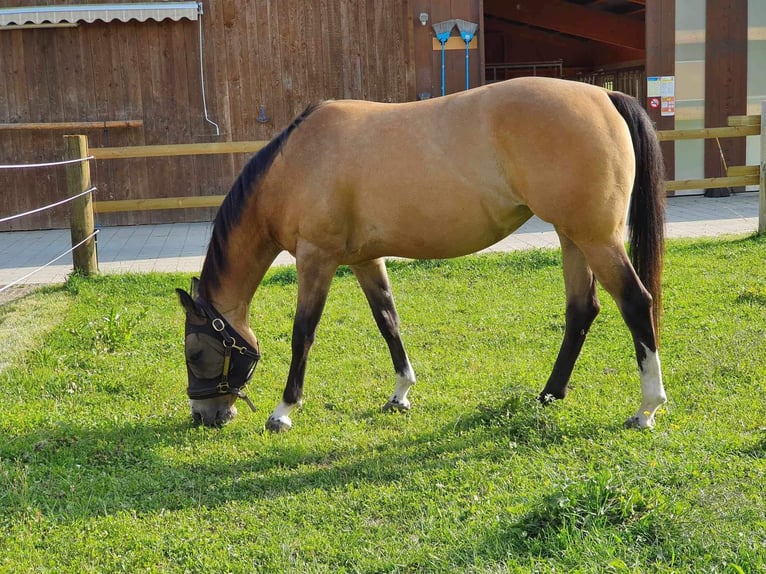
<box><xmin>0</xmin><ymin>193</ymin><xmax>760</xmax><ymax>289</ymax></box>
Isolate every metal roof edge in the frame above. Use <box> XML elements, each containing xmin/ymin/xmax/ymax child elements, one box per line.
<box><xmin>0</xmin><ymin>2</ymin><xmax>199</xmax><ymax>27</ymax></box>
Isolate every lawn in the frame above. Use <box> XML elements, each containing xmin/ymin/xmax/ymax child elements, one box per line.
<box><xmin>1</xmin><ymin>235</ymin><xmax>765</xmax><ymax>573</ymax></box>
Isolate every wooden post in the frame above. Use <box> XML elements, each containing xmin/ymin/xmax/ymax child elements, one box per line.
<box><xmin>64</xmin><ymin>135</ymin><xmax>98</xmax><ymax>275</ymax></box>
<box><xmin>760</xmin><ymin>101</ymin><xmax>766</xmax><ymax>234</ymax></box>
<box><xmin>704</xmin><ymin>0</ymin><xmax>747</xmax><ymax>197</ymax></box>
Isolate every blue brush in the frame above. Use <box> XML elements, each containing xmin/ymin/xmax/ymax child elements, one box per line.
<box><xmin>432</xmin><ymin>19</ymin><xmax>455</xmax><ymax>96</ymax></box>
<box><xmin>456</xmin><ymin>19</ymin><xmax>478</xmax><ymax>91</ymax></box>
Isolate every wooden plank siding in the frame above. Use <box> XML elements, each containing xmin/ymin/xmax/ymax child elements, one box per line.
<box><xmin>645</xmin><ymin>0</ymin><xmax>675</xmax><ymax>183</ymax></box>
<box><xmin>0</xmin><ymin>0</ymin><xmax>416</xmax><ymax>230</ymax></box>
<box><xmin>704</xmin><ymin>0</ymin><xmax>748</xmax><ymax>195</ymax></box>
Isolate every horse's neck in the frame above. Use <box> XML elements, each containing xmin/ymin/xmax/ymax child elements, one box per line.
<box><xmin>203</xmin><ymin>234</ymin><xmax>280</xmax><ymax>344</ymax></box>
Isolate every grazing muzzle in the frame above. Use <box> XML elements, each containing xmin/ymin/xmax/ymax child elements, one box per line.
<box><xmin>185</xmin><ymin>298</ymin><xmax>260</xmax><ymax>411</ymax></box>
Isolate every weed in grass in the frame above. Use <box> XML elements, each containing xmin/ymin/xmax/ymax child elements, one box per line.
<box><xmin>516</xmin><ymin>470</ymin><xmax>665</xmax><ymax>541</ymax></box>
<box><xmin>263</xmin><ymin>266</ymin><xmax>298</xmax><ymax>286</ymax></box>
<box><xmin>91</xmin><ymin>307</ymin><xmax>148</xmax><ymax>353</ymax></box>
<box><xmin>454</xmin><ymin>390</ymin><xmax>564</xmax><ymax>446</ymax></box>
<box><xmin>736</xmin><ymin>284</ymin><xmax>766</xmax><ymax>306</ymax></box>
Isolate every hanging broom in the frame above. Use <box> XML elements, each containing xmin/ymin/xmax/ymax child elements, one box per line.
<box><xmin>432</xmin><ymin>19</ymin><xmax>455</xmax><ymax>96</ymax></box>
<box><xmin>456</xmin><ymin>19</ymin><xmax>478</xmax><ymax>91</ymax></box>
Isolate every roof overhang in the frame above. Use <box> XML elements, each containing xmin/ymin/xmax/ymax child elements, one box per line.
<box><xmin>0</xmin><ymin>2</ymin><xmax>200</xmax><ymax>28</ymax></box>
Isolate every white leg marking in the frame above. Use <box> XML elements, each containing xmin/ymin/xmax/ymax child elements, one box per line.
<box><xmin>266</xmin><ymin>400</ymin><xmax>301</xmax><ymax>432</ymax></box>
<box><xmin>383</xmin><ymin>363</ymin><xmax>416</xmax><ymax>412</ymax></box>
<box><xmin>625</xmin><ymin>344</ymin><xmax>667</xmax><ymax>429</ymax></box>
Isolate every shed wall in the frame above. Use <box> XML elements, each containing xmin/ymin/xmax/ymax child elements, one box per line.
<box><xmin>0</xmin><ymin>0</ymin><xmax>415</xmax><ymax>230</ymax></box>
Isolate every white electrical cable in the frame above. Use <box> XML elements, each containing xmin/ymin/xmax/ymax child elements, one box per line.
<box><xmin>0</xmin><ymin>187</ymin><xmax>96</xmax><ymax>224</ymax></box>
<box><xmin>0</xmin><ymin>155</ymin><xmax>94</xmax><ymax>170</ymax></box>
<box><xmin>198</xmin><ymin>2</ymin><xmax>220</xmax><ymax>136</ymax></box>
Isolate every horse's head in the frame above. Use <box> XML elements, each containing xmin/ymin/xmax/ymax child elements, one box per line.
<box><xmin>176</xmin><ymin>279</ymin><xmax>260</xmax><ymax>427</ymax></box>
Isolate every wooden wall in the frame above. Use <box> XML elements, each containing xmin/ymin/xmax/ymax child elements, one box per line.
<box><xmin>704</xmin><ymin>0</ymin><xmax>748</xmax><ymax>195</ymax></box>
<box><xmin>646</xmin><ymin>0</ymin><xmax>675</xmax><ymax>182</ymax></box>
<box><xmin>0</xmin><ymin>0</ymin><xmax>416</xmax><ymax>230</ymax></box>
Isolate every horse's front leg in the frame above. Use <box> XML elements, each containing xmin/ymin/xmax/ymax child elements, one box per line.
<box><xmin>266</xmin><ymin>248</ymin><xmax>337</xmax><ymax>432</ymax></box>
<box><xmin>351</xmin><ymin>258</ymin><xmax>416</xmax><ymax>412</ymax></box>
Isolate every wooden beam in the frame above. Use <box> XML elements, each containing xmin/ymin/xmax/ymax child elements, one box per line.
<box><xmin>90</xmin><ymin>141</ymin><xmax>268</xmax><ymax>160</ymax></box>
<box><xmin>431</xmin><ymin>37</ymin><xmax>478</xmax><ymax>51</ymax></box>
<box><xmin>726</xmin><ymin>165</ymin><xmax>759</xmax><ymax>177</ymax></box>
<box><xmin>657</xmin><ymin>125</ymin><xmax>759</xmax><ymax>141</ymax></box>
<box><xmin>665</xmin><ymin>175</ymin><xmax>758</xmax><ymax>192</ymax></box>
<box><xmin>483</xmin><ymin>0</ymin><xmax>644</xmax><ymax>51</ymax></box>
<box><xmin>483</xmin><ymin>18</ymin><xmax>644</xmax><ymax>66</ymax></box>
<box><xmin>0</xmin><ymin>120</ymin><xmax>143</xmax><ymax>131</ymax></box>
<box><xmin>704</xmin><ymin>0</ymin><xmax>747</xmax><ymax>196</ymax></box>
<box><xmin>728</xmin><ymin>115</ymin><xmax>761</xmax><ymax>127</ymax></box>
<box><xmin>93</xmin><ymin>196</ymin><xmax>225</xmax><ymax>214</ymax></box>
<box><xmin>646</xmin><ymin>0</ymin><xmax>675</xmax><ymax>182</ymax></box>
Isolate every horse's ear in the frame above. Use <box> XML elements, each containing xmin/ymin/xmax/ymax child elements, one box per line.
<box><xmin>176</xmin><ymin>288</ymin><xmax>202</xmax><ymax>318</ymax></box>
<box><xmin>191</xmin><ymin>277</ymin><xmax>200</xmax><ymax>299</ymax></box>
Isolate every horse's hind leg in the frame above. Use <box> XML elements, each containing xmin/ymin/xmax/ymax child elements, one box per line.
<box><xmin>580</xmin><ymin>240</ymin><xmax>667</xmax><ymax>428</ymax></box>
<box><xmin>351</xmin><ymin>258</ymin><xmax>416</xmax><ymax>412</ymax></box>
<box><xmin>539</xmin><ymin>235</ymin><xmax>601</xmax><ymax>403</ymax></box>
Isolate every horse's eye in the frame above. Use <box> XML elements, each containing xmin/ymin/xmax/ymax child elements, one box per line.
<box><xmin>188</xmin><ymin>350</ymin><xmax>203</xmax><ymax>362</ymax></box>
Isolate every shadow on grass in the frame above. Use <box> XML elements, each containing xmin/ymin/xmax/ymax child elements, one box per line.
<box><xmin>0</xmin><ymin>389</ymin><xmax>610</xmax><ymax>525</ymax></box>
<box><xmin>734</xmin><ymin>429</ymin><xmax>766</xmax><ymax>460</ymax></box>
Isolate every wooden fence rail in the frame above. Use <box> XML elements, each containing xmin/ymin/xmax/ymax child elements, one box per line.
<box><xmin>656</xmin><ymin>124</ymin><xmax>760</xmax><ymax>142</ymax></box>
<box><xmin>0</xmin><ymin>120</ymin><xmax>143</xmax><ymax>131</ymax></box>
<box><xmin>89</xmin><ymin>141</ymin><xmax>267</xmax><ymax>160</ymax></box>
<box><xmin>65</xmin><ymin>104</ymin><xmax>766</xmax><ymax>273</ymax></box>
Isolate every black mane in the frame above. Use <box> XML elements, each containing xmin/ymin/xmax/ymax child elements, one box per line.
<box><xmin>198</xmin><ymin>103</ymin><xmax>323</xmax><ymax>297</ymax></box>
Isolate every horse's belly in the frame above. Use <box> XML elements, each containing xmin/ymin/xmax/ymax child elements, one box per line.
<box><xmin>358</xmin><ymin>202</ymin><xmax>534</xmax><ymax>261</ymax></box>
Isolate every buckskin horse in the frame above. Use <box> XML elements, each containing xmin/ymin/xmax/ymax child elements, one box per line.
<box><xmin>176</xmin><ymin>76</ymin><xmax>667</xmax><ymax>431</ymax></box>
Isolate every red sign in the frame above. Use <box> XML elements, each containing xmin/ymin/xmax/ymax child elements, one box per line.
<box><xmin>648</xmin><ymin>97</ymin><xmax>660</xmax><ymax>109</ymax></box>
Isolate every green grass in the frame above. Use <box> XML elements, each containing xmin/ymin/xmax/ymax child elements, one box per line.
<box><xmin>1</xmin><ymin>235</ymin><xmax>765</xmax><ymax>573</ymax></box>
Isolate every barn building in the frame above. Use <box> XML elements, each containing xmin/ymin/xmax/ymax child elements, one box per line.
<box><xmin>1</xmin><ymin>0</ymin><xmax>763</xmax><ymax>230</ymax></box>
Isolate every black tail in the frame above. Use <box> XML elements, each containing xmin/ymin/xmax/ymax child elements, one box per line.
<box><xmin>608</xmin><ymin>91</ymin><xmax>666</xmax><ymax>333</ymax></box>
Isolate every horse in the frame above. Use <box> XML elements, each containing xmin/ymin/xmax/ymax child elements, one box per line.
<box><xmin>176</xmin><ymin>76</ymin><xmax>667</xmax><ymax>431</ymax></box>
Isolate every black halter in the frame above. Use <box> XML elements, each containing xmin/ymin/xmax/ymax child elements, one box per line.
<box><xmin>185</xmin><ymin>297</ymin><xmax>260</xmax><ymax>411</ymax></box>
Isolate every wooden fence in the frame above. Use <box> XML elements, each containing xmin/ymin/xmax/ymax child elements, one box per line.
<box><xmin>658</xmin><ymin>114</ymin><xmax>762</xmax><ymax>193</ymax></box>
<box><xmin>65</xmin><ymin>103</ymin><xmax>766</xmax><ymax>274</ymax></box>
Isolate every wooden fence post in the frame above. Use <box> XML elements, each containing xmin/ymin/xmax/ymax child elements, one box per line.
<box><xmin>760</xmin><ymin>101</ymin><xmax>766</xmax><ymax>234</ymax></box>
<box><xmin>64</xmin><ymin>135</ymin><xmax>98</xmax><ymax>275</ymax></box>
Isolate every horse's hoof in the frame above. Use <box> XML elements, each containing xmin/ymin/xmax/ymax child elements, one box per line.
<box><xmin>623</xmin><ymin>415</ymin><xmax>653</xmax><ymax>430</ymax></box>
<box><xmin>265</xmin><ymin>415</ymin><xmax>292</xmax><ymax>432</ymax></box>
<box><xmin>382</xmin><ymin>398</ymin><xmax>411</xmax><ymax>413</ymax></box>
<box><xmin>538</xmin><ymin>392</ymin><xmax>564</xmax><ymax>405</ymax></box>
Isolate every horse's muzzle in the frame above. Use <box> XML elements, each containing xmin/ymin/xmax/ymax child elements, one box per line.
<box><xmin>190</xmin><ymin>396</ymin><xmax>238</xmax><ymax>427</ymax></box>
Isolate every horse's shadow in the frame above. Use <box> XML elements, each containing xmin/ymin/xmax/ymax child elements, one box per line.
<box><xmin>2</xmin><ymin>392</ymin><xmax>612</xmax><ymax>529</ymax></box>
